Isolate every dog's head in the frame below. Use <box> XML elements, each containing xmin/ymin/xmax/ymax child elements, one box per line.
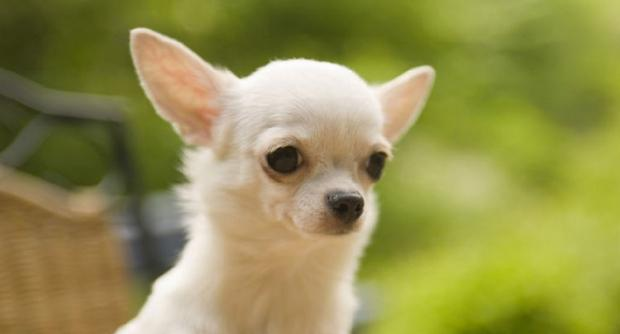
<box><xmin>130</xmin><ymin>28</ymin><xmax>434</xmax><ymax>236</ymax></box>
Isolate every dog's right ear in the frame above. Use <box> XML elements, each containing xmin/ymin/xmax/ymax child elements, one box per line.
<box><xmin>375</xmin><ymin>66</ymin><xmax>435</xmax><ymax>143</ymax></box>
<box><xmin>130</xmin><ymin>28</ymin><xmax>237</xmax><ymax>146</ymax></box>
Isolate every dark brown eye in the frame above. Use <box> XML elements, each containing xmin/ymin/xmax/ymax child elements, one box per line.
<box><xmin>366</xmin><ymin>152</ymin><xmax>387</xmax><ymax>180</ymax></box>
<box><xmin>267</xmin><ymin>146</ymin><xmax>302</xmax><ymax>174</ymax></box>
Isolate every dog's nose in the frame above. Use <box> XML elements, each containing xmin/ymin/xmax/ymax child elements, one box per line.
<box><xmin>326</xmin><ymin>191</ymin><xmax>364</xmax><ymax>223</ymax></box>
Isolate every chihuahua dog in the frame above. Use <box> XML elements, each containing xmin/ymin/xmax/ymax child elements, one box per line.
<box><xmin>117</xmin><ymin>28</ymin><xmax>434</xmax><ymax>334</ymax></box>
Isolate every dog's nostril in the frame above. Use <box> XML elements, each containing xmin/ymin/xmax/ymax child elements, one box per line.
<box><xmin>326</xmin><ymin>191</ymin><xmax>364</xmax><ymax>223</ymax></box>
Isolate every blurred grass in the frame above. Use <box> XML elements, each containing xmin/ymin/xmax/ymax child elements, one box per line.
<box><xmin>365</xmin><ymin>115</ymin><xmax>620</xmax><ymax>333</ymax></box>
<box><xmin>1</xmin><ymin>0</ymin><xmax>620</xmax><ymax>332</ymax></box>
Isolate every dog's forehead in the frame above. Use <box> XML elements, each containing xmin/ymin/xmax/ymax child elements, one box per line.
<box><xmin>239</xmin><ymin>59</ymin><xmax>383</xmax><ymax>135</ymax></box>
<box><xmin>247</xmin><ymin>59</ymin><xmax>366</xmax><ymax>87</ymax></box>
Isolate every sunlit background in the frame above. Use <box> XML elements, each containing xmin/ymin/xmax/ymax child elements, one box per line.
<box><xmin>2</xmin><ymin>0</ymin><xmax>620</xmax><ymax>333</ymax></box>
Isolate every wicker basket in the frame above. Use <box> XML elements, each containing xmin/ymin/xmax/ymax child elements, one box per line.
<box><xmin>0</xmin><ymin>166</ymin><xmax>131</xmax><ymax>333</ymax></box>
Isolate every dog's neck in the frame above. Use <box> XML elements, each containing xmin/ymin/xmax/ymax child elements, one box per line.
<box><xmin>179</xmin><ymin>191</ymin><xmax>372</xmax><ymax>284</ymax></box>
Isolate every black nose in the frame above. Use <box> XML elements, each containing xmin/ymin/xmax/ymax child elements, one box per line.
<box><xmin>326</xmin><ymin>191</ymin><xmax>364</xmax><ymax>223</ymax></box>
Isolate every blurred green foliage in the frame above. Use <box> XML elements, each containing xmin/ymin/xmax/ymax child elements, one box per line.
<box><xmin>1</xmin><ymin>0</ymin><xmax>619</xmax><ymax>332</ymax></box>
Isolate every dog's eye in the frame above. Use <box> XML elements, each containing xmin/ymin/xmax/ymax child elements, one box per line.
<box><xmin>366</xmin><ymin>152</ymin><xmax>387</xmax><ymax>180</ymax></box>
<box><xmin>267</xmin><ymin>146</ymin><xmax>302</xmax><ymax>174</ymax></box>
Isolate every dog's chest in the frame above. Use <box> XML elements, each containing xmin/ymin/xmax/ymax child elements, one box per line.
<box><xmin>216</xmin><ymin>275</ymin><xmax>347</xmax><ymax>334</ymax></box>
<box><xmin>207</xmin><ymin>244</ymin><xmax>355</xmax><ymax>333</ymax></box>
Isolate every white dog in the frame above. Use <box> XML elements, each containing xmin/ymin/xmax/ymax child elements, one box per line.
<box><xmin>117</xmin><ymin>28</ymin><xmax>434</xmax><ymax>334</ymax></box>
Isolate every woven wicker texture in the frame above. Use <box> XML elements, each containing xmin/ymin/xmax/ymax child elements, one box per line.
<box><xmin>0</xmin><ymin>167</ymin><xmax>131</xmax><ymax>334</ymax></box>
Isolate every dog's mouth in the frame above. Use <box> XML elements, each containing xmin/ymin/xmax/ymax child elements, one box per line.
<box><xmin>290</xmin><ymin>216</ymin><xmax>362</xmax><ymax>237</ymax></box>
<box><xmin>322</xmin><ymin>224</ymin><xmax>359</xmax><ymax>236</ymax></box>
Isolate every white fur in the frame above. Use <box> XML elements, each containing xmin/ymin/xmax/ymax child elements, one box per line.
<box><xmin>117</xmin><ymin>28</ymin><xmax>434</xmax><ymax>334</ymax></box>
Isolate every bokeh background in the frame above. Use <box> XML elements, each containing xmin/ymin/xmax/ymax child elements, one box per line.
<box><xmin>2</xmin><ymin>0</ymin><xmax>620</xmax><ymax>333</ymax></box>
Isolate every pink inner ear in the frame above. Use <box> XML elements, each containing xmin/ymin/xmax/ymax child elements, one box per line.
<box><xmin>135</xmin><ymin>36</ymin><xmax>222</xmax><ymax>144</ymax></box>
<box><xmin>380</xmin><ymin>68</ymin><xmax>434</xmax><ymax>142</ymax></box>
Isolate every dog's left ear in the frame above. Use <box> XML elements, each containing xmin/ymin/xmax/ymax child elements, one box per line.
<box><xmin>130</xmin><ymin>28</ymin><xmax>238</xmax><ymax>146</ymax></box>
<box><xmin>375</xmin><ymin>66</ymin><xmax>435</xmax><ymax>143</ymax></box>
